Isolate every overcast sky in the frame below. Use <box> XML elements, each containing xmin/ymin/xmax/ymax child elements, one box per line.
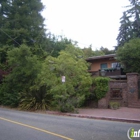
<box><xmin>41</xmin><ymin>0</ymin><xmax>130</xmax><ymax>50</ymax></box>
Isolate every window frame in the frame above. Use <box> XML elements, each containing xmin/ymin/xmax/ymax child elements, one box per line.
<box><xmin>100</xmin><ymin>63</ymin><xmax>108</xmax><ymax>69</ymax></box>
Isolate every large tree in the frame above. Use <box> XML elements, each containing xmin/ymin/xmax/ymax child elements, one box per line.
<box><xmin>100</xmin><ymin>46</ymin><xmax>115</xmax><ymax>55</ymax></box>
<box><xmin>0</xmin><ymin>0</ymin><xmax>47</xmax><ymax>48</ymax></box>
<box><xmin>45</xmin><ymin>35</ymin><xmax>75</xmax><ymax>57</ymax></box>
<box><xmin>0</xmin><ymin>44</ymin><xmax>41</xmax><ymax>107</ymax></box>
<box><xmin>116</xmin><ymin>12</ymin><xmax>133</xmax><ymax>47</ymax></box>
<box><xmin>45</xmin><ymin>46</ymin><xmax>92</xmax><ymax>112</ymax></box>
<box><xmin>26</xmin><ymin>45</ymin><xmax>93</xmax><ymax>112</ymax></box>
<box><xmin>116</xmin><ymin>0</ymin><xmax>140</xmax><ymax>48</ymax></box>
<box><xmin>116</xmin><ymin>38</ymin><xmax>140</xmax><ymax>73</ymax></box>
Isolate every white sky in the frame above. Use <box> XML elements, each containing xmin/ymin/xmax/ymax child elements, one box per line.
<box><xmin>41</xmin><ymin>0</ymin><xmax>130</xmax><ymax>50</ymax></box>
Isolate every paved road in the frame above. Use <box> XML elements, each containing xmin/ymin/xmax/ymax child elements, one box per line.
<box><xmin>0</xmin><ymin>108</ymin><xmax>140</xmax><ymax>140</ymax></box>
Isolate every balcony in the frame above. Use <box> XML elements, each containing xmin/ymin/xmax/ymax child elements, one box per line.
<box><xmin>99</xmin><ymin>68</ymin><xmax>126</xmax><ymax>79</ymax></box>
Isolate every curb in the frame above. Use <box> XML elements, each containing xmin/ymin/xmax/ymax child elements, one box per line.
<box><xmin>68</xmin><ymin>114</ymin><xmax>140</xmax><ymax>124</ymax></box>
<box><xmin>46</xmin><ymin>111</ymin><xmax>140</xmax><ymax>124</ymax></box>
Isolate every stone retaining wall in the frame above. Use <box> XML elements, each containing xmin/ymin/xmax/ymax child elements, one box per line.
<box><xmin>98</xmin><ymin>73</ymin><xmax>140</xmax><ymax>108</ymax></box>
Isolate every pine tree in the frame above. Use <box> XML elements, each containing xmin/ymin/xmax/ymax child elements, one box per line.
<box><xmin>117</xmin><ymin>12</ymin><xmax>132</xmax><ymax>47</ymax></box>
<box><xmin>127</xmin><ymin>0</ymin><xmax>140</xmax><ymax>37</ymax></box>
<box><xmin>0</xmin><ymin>0</ymin><xmax>47</xmax><ymax>48</ymax></box>
<box><xmin>116</xmin><ymin>0</ymin><xmax>140</xmax><ymax>47</ymax></box>
<box><xmin>0</xmin><ymin>0</ymin><xmax>11</xmax><ymax>46</ymax></box>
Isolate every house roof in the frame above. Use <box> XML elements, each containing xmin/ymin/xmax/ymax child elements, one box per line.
<box><xmin>86</xmin><ymin>54</ymin><xmax>116</xmax><ymax>62</ymax></box>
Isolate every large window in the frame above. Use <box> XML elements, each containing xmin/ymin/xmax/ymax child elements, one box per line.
<box><xmin>100</xmin><ymin>63</ymin><xmax>107</xmax><ymax>69</ymax></box>
<box><xmin>111</xmin><ymin>62</ymin><xmax>120</xmax><ymax>69</ymax></box>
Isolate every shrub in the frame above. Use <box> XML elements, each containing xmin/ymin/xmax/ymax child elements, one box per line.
<box><xmin>0</xmin><ymin>92</ymin><xmax>19</xmax><ymax>107</ymax></box>
<box><xmin>109</xmin><ymin>101</ymin><xmax>120</xmax><ymax>110</ymax></box>
<box><xmin>19</xmin><ymin>86</ymin><xmax>52</xmax><ymax>111</ymax></box>
<box><xmin>93</xmin><ymin>77</ymin><xmax>110</xmax><ymax>100</ymax></box>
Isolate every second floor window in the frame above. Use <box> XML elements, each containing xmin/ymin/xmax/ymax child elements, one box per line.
<box><xmin>111</xmin><ymin>62</ymin><xmax>121</xmax><ymax>69</ymax></box>
<box><xmin>100</xmin><ymin>63</ymin><xmax>107</xmax><ymax>69</ymax></box>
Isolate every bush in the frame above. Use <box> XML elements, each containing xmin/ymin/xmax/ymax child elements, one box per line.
<box><xmin>59</xmin><ymin>103</ymin><xmax>75</xmax><ymax>113</ymax></box>
<box><xmin>93</xmin><ymin>77</ymin><xmax>110</xmax><ymax>100</ymax></box>
<box><xmin>19</xmin><ymin>86</ymin><xmax>52</xmax><ymax>111</ymax></box>
<box><xmin>109</xmin><ymin>101</ymin><xmax>120</xmax><ymax>110</ymax></box>
<box><xmin>0</xmin><ymin>92</ymin><xmax>19</xmax><ymax>107</ymax></box>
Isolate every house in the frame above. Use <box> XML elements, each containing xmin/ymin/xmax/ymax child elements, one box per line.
<box><xmin>86</xmin><ymin>54</ymin><xmax>140</xmax><ymax>108</ymax></box>
<box><xmin>86</xmin><ymin>54</ymin><xmax>126</xmax><ymax>79</ymax></box>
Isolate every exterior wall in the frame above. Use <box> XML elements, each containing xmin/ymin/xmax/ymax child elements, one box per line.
<box><xmin>91</xmin><ymin>59</ymin><xmax>117</xmax><ymax>71</ymax></box>
<box><xmin>98</xmin><ymin>80</ymin><xmax>127</xmax><ymax>108</ymax></box>
<box><xmin>98</xmin><ymin>73</ymin><xmax>140</xmax><ymax>108</ymax></box>
<box><xmin>127</xmin><ymin>73</ymin><xmax>140</xmax><ymax>108</ymax></box>
<box><xmin>98</xmin><ymin>97</ymin><xmax>108</xmax><ymax>108</ymax></box>
<box><xmin>127</xmin><ymin>73</ymin><xmax>138</xmax><ymax>102</ymax></box>
<box><xmin>108</xmin><ymin>80</ymin><xmax>127</xmax><ymax>107</ymax></box>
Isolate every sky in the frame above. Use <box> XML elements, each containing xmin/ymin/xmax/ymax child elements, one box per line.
<box><xmin>41</xmin><ymin>0</ymin><xmax>130</xmax><ymax>50</ymax></box>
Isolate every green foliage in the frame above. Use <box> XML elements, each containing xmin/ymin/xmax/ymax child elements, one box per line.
<box><xmin>35</xmin><ymin>45</ymin><xmax>92</xmax><ymax>112</ymax></box>
<box><xmin>0</xmin><ymin>45</ymin><xmax>12</xmax><ymax>70</ymax></box>
<box><xmin>0</xmin><ymin>89</ymin><xmax>19</xmax><ymax>107</ymax></box>
<box><xmin>116</xmin><ymin>38</ymin><xmax>140</xmax><ymax>73</ymax></box>
<box><xmin>92</xmin><ymin>77</ymin><xmax>110</xmax><ymax>100</ymax></box>
<box><xmin>0</xmin><ymin>44</ymin><xmax>93</xmax><ymax>112</ymax></box>
<box><xmin>100</xmin><ymin>47</ymin><xmax>115</xmax><ymax>55</ymax></box>
<box><xmin>0</xmin><ymin>0</ymin><xmax>47</xmax><ymax>48</ymax></box>
<box><xmin>6</xmin><ymin>44</ymin><xmax>41</xmax><ymax>91</ymax></box>
<box><xmin>117</xmin><ymin>0</ymin><xmax>140</xmax><ymax>48</ymax></box>
<box><xmin>82</xmin><ymin>46</ymin><xmax>105</xmax><ymax>58</ymax></box>
<box><xmin>109</xmin><ymin>101</ymin><xmax>120</xmax><ymax>110</ymax></box>
<box><xmin>0</xmin><ymin>0</ymin><xmax>50</xmax><ymax>71</ymax></box>
<box><xmin>0</xmin><ymin>1</ymin><xmax>94</xmax><ymax>112</ymax></box>
<box><xmin>0</xmin><ymin>44</ymin><xmax>42</xmax><ymax>107</ymax></box>
<box><xmin>45</xmin><ymin>35</ymin><xmax>75</xmax><ymax>57</ymax></box>
<box><xmin>82</xmin><ymin>46</ymin><xmax>115</xmax><ymax>60</ymax></box>
<box><xmin>19</xmin><ymin>85</ymin><xmax>51</xmax><ymax>111</ymax></box>
<box><xmin>117</xmin><ymin>12</ymin><xmax>133</xmax><ymax>48</ymax></box>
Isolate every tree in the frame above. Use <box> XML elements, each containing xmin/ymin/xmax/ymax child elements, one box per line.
<box><xmin>45</xmin><ymin>35</ymin><xmax>75</xmax><ymax>57</ymax></box>
<box><xmin>0</xmin><ymin>44</ymin><xmax>41</xmax><ymax>107</ymax></box>
<box><xmin>0</xmin><ymin>0</ymin><xmax>48</xmax><ymax>77</ymax></box>
<box><xmin>0</xmin><ymin>45</ymin><xmax>13</xmax><ymax>70</ymax></box>
<box><xmin>32</xmin><ymin>45</ymin><xmax>92</xmax><ymax>112</ymax></box>
<box><xmin>100</xmin><ymin>46</ymin><xmax>115</xmax><ymax>55</ymax></box>
<box><xmin>0</xmin><ymin>0</ymin><xmax>47</xmax><ymax>48</ymax></box>
<box><xmin>116</xmin><ymin>12</ymin><xmax>132</xmax><ymax>47</ymax></box>
<box><xmin>116</xmin><ymin>0</ymin><xmax>140</xmax><ymax>48</ymax></box>
<box><xmin>82</xmin><ymin>46</ymin><xmax>95</xmax><ymax>58</ymax></box>
<box><xmin>116</xmin><ymin>38</ymin><xmax>140</xmax><ymax>73</ymax></box>
<box><xmin>82</xmin><ymin>46</ymin><xmax>105</xmax><ymax>59</ymax></box>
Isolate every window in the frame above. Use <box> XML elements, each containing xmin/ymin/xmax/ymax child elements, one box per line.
<box><xmin>100</xmin><ymin>63</ymin><xmax>107</xmax><ymax>69</ymax></box>
<box><xmin>111</xmin><ymin>62</ymin><xmax>120</xmax><ymax>69</ymax></box>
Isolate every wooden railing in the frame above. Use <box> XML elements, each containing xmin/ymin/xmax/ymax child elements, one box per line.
<box><xmin>99</xmin><ymin>68</ymin><xmax>125</xmax><ymax>76</ymax></box>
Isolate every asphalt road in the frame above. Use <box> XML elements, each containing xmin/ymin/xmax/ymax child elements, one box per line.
<box><xmin>0</xmin><ymin>108</ymin><xmax>140</xmax><ymax>140</ymax></box>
